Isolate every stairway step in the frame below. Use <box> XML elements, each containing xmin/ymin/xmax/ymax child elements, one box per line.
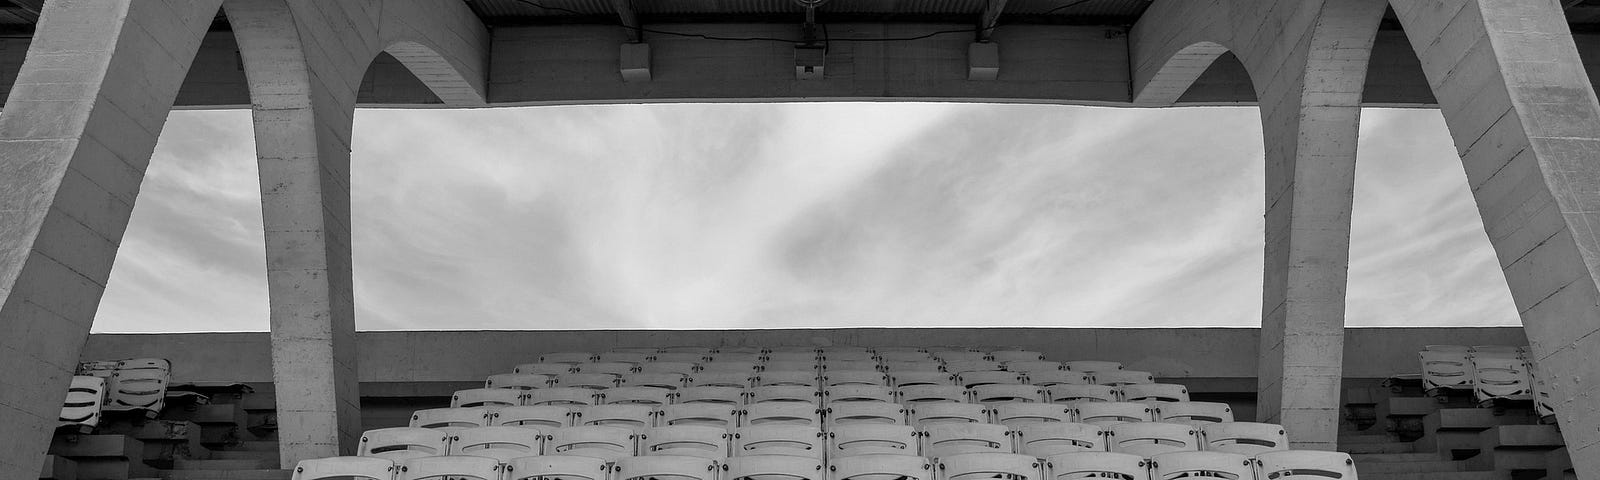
<box><xmin>156</xmin><ymin>469</ymin><xmax>291</xmax><ymax>480</ymax></box>
<box><xmin>234</xmin><ymin>441</ymin><xmax>278</xmax><ymax>452</ymax></box>
<box><xmin>1343</xmin><ymin>442</ymin><xmax>1416</xmax><ymax>454</ymax></box>
<box><xmin>209</xmin><ymin>450</ymin><xmax>278</xmax><ymax>463</ymax></box>
<box><xmin>1341</xmin><ymin>434</ymin><xmax>1398</xmax><ymax>444</ymax></box>
<box><xmin>1362</xmin><ymin>472</ymin><xmax>1507</xmax><ymax>480</ymax></box>
<box><xmin>1353</xmin><ymin>453</ymin><xmax>1443</xmax><ymax>463</ymax></box>
<box><xmin>1357</xmin><ymin>460</ymin><xmax>1469</xmax><ymax>473</ymax></box>
<box><xmin>175</xmin><ymin>458</ymin><xmax>272</xmax><ymax>470</ymax></box>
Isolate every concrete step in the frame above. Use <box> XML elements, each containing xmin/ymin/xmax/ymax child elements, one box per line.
<box><xmin>1352</xmin><ymin>453</ymin><xmax>1443</xmax><ymax>463</ymax></box>
<box><xmin>208</xmin><ymin>450</ymin><xmax>278</xmax><ymax>463</ymax></box>
<box><xmin>234</xmin><ymin>441</ymin><xmax>278</xmax><ymax>452</ymax></box>
<box><xmin>155</xmin><ymin>469</ymin><xmax>291</xmax><ymax>480</ymax></box>
<box><xmin>174</xmin><ymin>458</ymin><xmax>272</xmax><ymax>470</ymax></box>
<box><xmin>1340</xmin><ymin>433</ymin><xmax>1398</xmax><ymax>444</ymax></box>
<box><xmin>1362</xmin><ymin>472</ymin><xmax>1507</xmax><ymax>480</ymax></box>
<box><xmin>1357</xmin><ymin>460</ymin><xmax>1470</xmax><ymax>473</ymax></box>
<box><xmin>1342</xmin><ymin>442</ymin><xmax>1416</xmax><ymax>454</ymax></box>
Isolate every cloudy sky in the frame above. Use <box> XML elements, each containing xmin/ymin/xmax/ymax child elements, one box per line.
<box><xmin>89</xmin><ymin>103</ymin><xmax>1521</xmax><ymax>332</ymax></box>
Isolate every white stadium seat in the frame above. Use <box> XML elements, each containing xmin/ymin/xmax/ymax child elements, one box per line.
<box><xmin>993</xmin><ymin>403</ymin><xmax>1074</xmax><ymax>427</ymax></box>
<box><xmin>577</xmin><ymin>404</ymin><xmax>657</xmax><ymax>431</ymax></box>
<box><xmin>829</xmin><ymin>424</ymin><xmax>922</xmax><ymax>457</ymax></box>
<box><xmin>1046</xmin><ymin>385</ymin><xmax>1118</xmax><ymax>404</ymax></box>
<box><xmin>640</xmin><ymin>362</ymin><xmax>701</xmax><ymax>375</ymax></box>
<box><xmin>103</xmin><ymin>359</ymin><xmax>172</xmax><ymax>414</ymax></box>
<box><xmin>827</xmin><ymin>385</ymin><xmax>898</xmax><ymax>403</ymax></box>
<box><xmin>825</xmin><ymin>360</ymin><xmax>885</xmax><ymax>372</ymax></box>
<box><xmin>749</xmin><ymin>385</ymin><xmax>822</xmax><ymax>404</ymax></box>
<box><xmin>543</xmin><ymin>352</ymin><xmax>598</xmax><ymax>364</ymax></box>
<box><xmin>637</xmin><ymin>425</ymin><xmax>731</xmax><ymax>459</ymax></box>
<box><xmin>990</xmin><ymin>350</ymin><xmax>1046</xmax><ymax>363</ymax></box>
<box><xmin>675</xmin><ymin>386</ymin><xmax>747</xmax><ymax>404</ymax></box>
<box><xmin>410</xmin><ymin>407</ymin><xmax>491</xmax><ymax>432</ymax></box>
<box><xmin>1073</xmin><ymin>402</ymin><xmax>1154</xmax><ymax>426</ymax></box>
<box><xmin>451</xmin><ymin>388</ymin><xmax>524</xmax><ymax>408</ymax></box>
<box><xmin>290</xmin><ymin>457</ymin><xmax>395</xmax><ymax>480</ymax></box>
<box><xmin>1471</xmin><ymin>356</ymin><xmax>1533</xmax><ymax>403</ymax></box>
<box><xmin>898</xmin><ymin>385</ymin><xmax>969</xmax><ymax>403</ymax></box>
<box><xmin>829</xmin><ymin>454</ymin><xmax>934</xmax><ymax>480</ymax></box>
<box><xmin>884</xmin><ymin>361</ymin><xmax>947</xmax><ymax>373</ymax></box>
<box><xmin>658</xmin><ymin>403</ymin><xmax>742</xmax><ymax>430</ymax></box>
<box><xmin>59</xmin><ymin>376</ymin><xmax>106</xmax><ymax>429</ymax></box>
<box><xmin>971</xmin><ymin>384</ymin><xmax>1046</xmax><ymax>404</ymax></box>
<box><xmin>762</xmin><ymin>364</ymin><xmax>822</xmax><ymax>378</ymax></box>
<box><xmin>1199</xmin><ymin>422</ymin><xmax>1288</xmax><ymax>455</ymax></box>
<box><xmin>744</xmin><ymin>402</ymin><xmax>824</xmax><ymax>427</ymax></box>
<box><xmin>505</xmin><ymin>455</ymin><xmax>611</xmax><ymax>480</ymax></box>
<box><xmin>936</xmin><ymin>453</ymin><xmax>1045</xmax><ymax>480</ymax></box>
<box><xmin>397</xmin><ymin>456</ymin><xmax>503</xmax><ymax>480</ymax></box>
<box><xmin>619</xmin><ymin>373</ymin><xmax>689</xmax><ymax>390</ymax></box>
<box><xmin>1015</xmin><ymin>423</ymin><xmax>1106</xmax><ymax>457</ymax></box>
<box><xmin>612</xmin><ymin>456</ymin><xmax>720</xmax><ymax>480</ymax></box>
<box><xmin>1116</xmin><ymin>384</ymin><xmax>1188</xmax><ymax>403</ymax></box>
<box><xmin>527</xmin><ymin>387</ymin><xmax>600</xmax><ymax>406</ymax></box>
<box><xmin>723</xmin><ymin>454</ymin><xmax>826</xmax><ymax>480</ymax></box>
<box><xmin>893</xmin><ymin>372</ymin><xmax>958</xmax><ymax>387</ymax></box>
<box><xmin>824</xmin><ymin>370</ymin><xmax>892</xmax><ymax>387</ymax></box>
<box><xmin>517</xmin><ymin>363</ymin><xmax>576</xmax><ymax>375</ymax></box>
<box><xmin>943</xmin><ymin>360</ymin><xmax>1004</xmax><ymax>374</ymax></box>
<box><xmin>1043</xmin><ymin>452</ymin><xmax>1149</xmax><ymax>480</ymax></box>
<box><xmin>909</xmin><ymin>403</ymin><xmax>991</xmax><ymax>427</ymax></box>
<box><xmin>598</xmin><ymin>352</ymin><xmax>655</xmax><ymax>364</ymax></box>
<box><xmin>734</xmin><ymin>425</ymin><xmax>826</xmax><ymax>458</ymax></box>
<box><xmin>711</xmin><ymin>352</ymin><xmax>766</xmax><ymax>363</ymax></box>
<box><xmin>768</xmin><ymin>351</ymin><xmax>820</xmax><ymax>363</ymax></box>
<box><xmin>1024</xmin><ymin>371</ymin><xmax>1093</xmax><ymax>387</ymax></box>
<box><xmin>1091</xmin><ymin>370</ymin><xmax>1153</xmax><ymax>386</ymax></box>
<box><xmin>702</xmin><ymin>361</ymin><xmax>762</xmax><ymax>373</ymax></box>
<box><xmin>880</xmin><ymin>351</ymin><xmax>936</xmax><ymax>363</ymax></box>
<box><xmin>935</xmin><ymin>352</ymin><xmax>991</xmax><ymax>363</ymax></box>
<box><xmin>656</xmin><ymin>352</ymin><xmax>712</xmax><ymax>363</ymax></box>
<box><xmin>491</xmin><ymin>405</ymin><xmax>574</xmax><ymax>429</ymax></box>
<box><xmin>486</xmin><ymin>373</ymin><xmax>552</xmax><ymax>390</ymax></box>
<box><xmin>1419</xmin><ymin>345</ymin><xmax>1472</xmax><ymax>393</ymax></box>
<box><xmin>921</xmin><ymin>423</ymin><xmax>1014</xmax><ymax>458</ymax></box>
<box><xmin>359</xmin><ymin>427</ymin><xmax>451</xmax><ymax>460</ymax></box>
<box><xmin>576</xmin><ymin>362</ymin><xmax>640</xmax><ymax>376</ymax></box>
<box><xmin>1252</xmin><ymin>450</ymin><xmax>1357</xmax><ymax>480</ymax></box>
<box><xmin>1004</xmin><ymin>361</ymin><xmax>1065</xmax><ymax>374</ymax></box>
<box><xmin>554</xmin><ymin>373</ymin><xmax>621</xmax><ymax>390</ymax></box>
<box><xmin>1061</xmin><ymin>361</ymin><xmax>1122</xmax><ymax>373</ymax></box>
<box><xmin>547</xmin><ymin>425</ymin><xmax>637</xmax><ymax>461</ymax></box>
<box><xmin>688</xmin><ymin>372</ymin><xmax>755</xmax><ymax>388</ymax></box>
<box><xmin>1149</xmin><ymin>451</ymin><xmax>1253</xmax><ymax>480</ymax></box>
<box><xmin>599</xmin><ymin>386</ymin><xmax>674</xmax><ymax>406</ymax></box>
<box><xmin>448</xmin><ymin>426</ymin><xmax>545</xmax><ymax>461</ymax></box>
<box><xmin>955</xmin><ymin>371</ymin><xmax>1024</xmax><ymax>387</ymax></box>
<box><xmin>826</xmin><ymin>402</ymin><xmax>909</xmax><ymax>426</ymax></box>
<box><xmin>1105</xmin><ymin>422</ymin><xmax>1198</xmax><ymax>457</ymax></box>
<box><xmin>1154</xmin><ymin>402</ymin><xmax>1234</xmax><ymax>425</ymax></box>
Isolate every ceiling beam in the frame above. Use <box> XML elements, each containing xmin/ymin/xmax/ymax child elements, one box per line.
<box><xmin>610</xmin><ymin>0</ymin><xmax>641</xmax><ymax>43</ymax></box>
<box><xmin>979</xmin><ymin>0</ymin><xmax>1009</xmax><ymax>41</ymax></box>
<box><xmin>5</xmin><ymin>0</ymin><xmax>42</xmax><ymax>23</ymax></box>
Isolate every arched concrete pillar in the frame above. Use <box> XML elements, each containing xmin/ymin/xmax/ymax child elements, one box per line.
<box><xmin>225</xmin><ymin>0</ymin><xmax>488</xmax><ymax>466</ymax></box>
<box><xmin>1132</xmin><ymin>0</ymin><xmax>1388</xmax><ymax>450</ymax></box>
<box><xmin>0</xmin><ymin>0</ymin><xmax>220</xmax><ymax>476</ymax></box>
<box><xmin>1388</xmin><ymin>1</ymin><xmax>1600</xmax><ymax>476</ymax></box>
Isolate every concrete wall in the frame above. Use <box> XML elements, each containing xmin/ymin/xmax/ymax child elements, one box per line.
<box><xmin>80</xmin><ymin>327</ymin><xmax>1528</xmax><ymax>384</ymax></box>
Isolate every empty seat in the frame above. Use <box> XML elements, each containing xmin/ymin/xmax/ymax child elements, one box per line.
<box><xmin>826</xmin><ymin>385</ymin><xmax>897</xmax><ymax>403</ymax></box>
<box><xmin>1061</xmin><ymin>362</ymin><xmax>1122</xmax><ymax>373</ymax></box>
<box><xmin>1199</xmin><ymin>422</ymin><xmax>1287</xmax><ymax>455</ymax></box>
<box><xmin>750</xmin><ymin>385</ymin><xmax>822</xmax><ymax>404</ymax></box>
<box><xmin>1073</xmin><ymin>402</ymin><xmax>1154</xmax><ymax>426</ymax></box>
<box><xmin>688</xmin><ymin>372</ymin><xmax>754</xmax><ymax>388</ymax></box>
<box><xmin>879</xmin><ymin>351</ymin><xmax>936</xmax><ymax>363</ymax></box>
<box><xmin>611</xmin><ymin>347</ymin><xmax>664</xmax><ymax>354</ymax></box>
<box><xmin>1044</xmin><ymin>452</ymin><xmax>1149</xmax><ymax>480</ymax></box>
<box><xmin>547</xmin><ymin>425</ymin><xmax>638</xmax><ymax>461</ymax></box>
<box><xmin>543</xmin><ymin>352</ymin><xmax>598</xmax><ymax>364</ymax></box>
<box><xmin>971</xmin><ymin>384</ymin><xmax>1046</xmax><ymax>404</ymax></box>
<box><xmin>554</xmin><ymin>373</ymin><xmax>621</xmax><ymax>390</ymax></box>
<box><xmin>955</xmin><ymin>371</ymin><xmax>1024</xmax><ymax>388</ymax></box>
<box><xmin>702</xmin><ymin>361</ymin><xmax>761</xmax><ymax>373</ymax></box>
<box><xmin>658</xmin><ymin>403</ymin><xmax>741</xmax><ymax>430</ymax></box>
<box><xmin>943</xmin><ymin>360</ymin><xmax>1004</xmax><ymax>374</ymax></box>
<box><xmin>452</xmin><ymin>388</ymin><xmax>524</xmax><ymax>408</ymax></box>
<box><xmin>768</xmin><ymin>351</ymin><xmax>820</xmax><ymax>363</ymax></box>
<box><xmin>711</xmin><ymin>352</ymin><xmax>766</xmax><ymax>363</ymax></box>
<box><xmin>505</xmin><ymin>455</ymin><xmax>611</xmax><ymax>480</ymax></box>
<box><xmin>828</xmin><ymin>424</ymin><xmax>922</xmax><ymax>457</ymax></box>
<box><xmin>576</xmin><ymin>404</ymin><xmax>656</xmax><ymax>431</ymax></box>
<box><xmin>103</xmin><ymin>359</ymin><xmax>171</xmax><ymax>413</ymax></box>
<box><xmin>935</xmin><ymin>352</ymin><xmax>991</xmax><ymax>363</ymax></box>
<box><xmin>893</xmin><ymin>372</ymin><xmax>958</xmax><ymax>387</ymax></box>
<box><xmin>1046</xmin><ymin>385</ymin><xmax>1118</xmax><ymax>404</ymax></box>
<box><xmin>1252</xmin><ymin>450</ymin><xmax>1357</xmax><ymax>480</ymax></box>
<box><xmin>491</xmin><ymin>405</ymin><xmax>574</xmax><ymax>429</ymax></box>
<box><xmin>824</xmin><ymin>360</ymin><xmax>884</xmax><ymax>372</ymax></box>
<box><xmin>826</xmin><ymin>402</ymin><xmax>908</xmax><ymax>426</ymax></box>
<box><xmin>1153</xmin><ymin>402</ymin><xmax>1233</xmax><ymax>425</ymax></box>
<box><xmin>576</xmin><ymin>362</ymin><xmax>640</xmax><ymax>376</ymax></box>
<box><xmin>1015</xmin><ymin>423</ymin><xmax>1106</xmax><ymax>457</ymax></box>
<box><xmin>1528</xmin><ymin>359</ymin><xmax>1558</xmax><ymax>422</ymax></box>
<box><xmin>990</xmin><ymin>350</ymin><xmax>1046</xmax><ymax>363</ymax></box>
<box><xmin>992</xmin><ymin>403</ymin><xmax>1074</xmax><ymax>427</ymax></box>
<box><xmin>620</xmin><ymin>373</ymin><xmax>689</xmax><ymax>390</ymax></box>
<box><xmin>733</xmin><ymin>425</ymin><xmax>825</xmax><ymax>458</ymax></box>
<box><xmin>830</xmin><ymin>454</ymin><xmax>934</xmax><ymax>480</ymax></box>
<box><xmin>397</xmin><ymin>456</ymin><xmax>503</xmax><ymax>480</ymax></box>
<box><xmin>612</xmin><ymin>455</ymin><xmax>720</xmax><ymax>480</ymax></box>
<box><xmin>757</xmin><ymin>370</ymin><xmax>821</xmax><ymax>387</ymax></box>
<box><xmin>655</xmin><ymin>352</ymin><xmax>711</xmax><ymax>364</ymax></box>
<box><xmin>359</xmin><ymin>427</ymin><xmax>451</xmax><ymax>460</ymax></box>
<box><xmin>937</xmin><ymin>454</ymin><xmax>1044</xmax><ymax>480</ymax></box>
<box><xmin>410</xmin><ymin>407</ymin><xmax>491</xmax><ymax>432</ymax></box>
<box><xmin>1005</xmin><ymin>361</ymin><xmax>1065</xmax><ymax>374</ymax></box>
<box><xmin>824</xmin><ymin>370</ymin><xmax>892</xmax><ymax>387</ymax></box>
<box><xmin>600</xmin><ymin>386</ymin><xmax>674</xmax><ymax>406</ymax></box>
<box><xmin>527</xmin><ymin>387</ymin><xmax>599</xmax><ymax>406</ymax></box>
<box><xmin>448</xmin><ymin>426</ymin><xmax>545</xmax><ymax>461</ymax></box>
<box><xmin>60</xmin><ymin>376</ymin><xmax>106</xmax><ymax>429</ymax></box>
<box><xmin>1148</xmin><ymin>451</ymin><xmax>1252</xmax><ymax>480</ymax></box>
<box><xmin>517</xmin><ymin>363</ymin><xmax>576</xmax><ymax>376</ymax></box>
<box><xmin>822</xmin><ymin>350</ymin><xmax>878</xmax><ymax>363</ymax></box>
<box><xmin>884</xmin><ymin>361</ymin><xmax>947</xmax><ymax>373</ymax></box>
<box><xmin>922</xmin><ymin>423</ymin><xmax>1013</xmax><ymax>458</ymax></box>
<box><xmin>640</xmin><ymin>362</ymin><xmax>701</xmax><ymax>375</ymax></box>
<box><xmin>1116</xmin><ymin>384</ymin><xmax>1187</xmax><ymax>403</ymax></box>
<box><xmin>898</xmin><ymin>385</ymin><xmax>969</xmax><ymax>403</ymax></box>
<box><xmin>599</xmin><ymin>352</ymin><xmax>655</xmax><ymax>364</ymax></box>
<box><xmin>1091</xmin><ymin>371</ymin><xmax>1153</xmax><ymax>386</ymax></box>
<box><xmin>676</xmin><ymin>386</ymin><xmax>747</xmax><ymax>404</ymax></box>
<box><xmin>722</xmin><ymin>454</ymin><xmax>825</xmax><ymax>480</ymax></box>
<box><xmin>638</xmin><ymin>425</ymin><xmax>731</xmax><ymax>459</ymax></box>
<box><xmin>486</xmin><ymin>373</ymin><xmax>552</xmax><ymax>390</ymax></box>
<box><xmin>908</xmin><ymin>403</ymin><xmax>991</xmax><ymax>427</ymax></box>
<box><xmin>290</xmin><ymin>456</ymin><xmax>395</xmax><ymax>480</ymax></box>
<box><xmin>744</xmin><ymin>402</ymin><xmax>823</xmax><ymax>427</ymax></box>
<box><xmin>1024</xmin><ymin>371</ymin><xmax>1092</xmax><ymax>387</ymax></box>
<box><xmin>765</xmin><ymin>362</ymin><xmax>821</xmax><ymax>375</ymax></box>
<box><xmin>1105</xmin><ymin>422</ymin><xmax>1198</xmax><ymax>457</ymax></box>
<box><xmin>1419</xmin><ymin>346</ymin><xmax>1472</xmax><ymax>393</ymax></box>
<box><xmin>1471</xmin><ymin>356</ymin><xmax>1533</xmax><ymax>403</ymax></box>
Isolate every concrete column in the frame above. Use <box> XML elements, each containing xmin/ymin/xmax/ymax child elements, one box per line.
<box><xmin>1388</xmin><ymin>1</ymin><xmax>1600</xmax><ymax>477</ymax></box>
<box><xmin>1132</xmin><ymin>0</ymin><xmax>1386</xmax><ymax>450</ymax></box>
<box><xmin>0</xmin><ymin>0</ymin><xmax>219</xmax><ymax>476</ymax></box>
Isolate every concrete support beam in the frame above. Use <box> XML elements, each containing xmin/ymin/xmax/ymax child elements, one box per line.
<box><xmin>0</xmin><ymin>0</ymin><xmax>219</xmax><ymax>477</ymax></box>
<box><xmin>611</xmin><ymin>0</ymin><xmax>641</xmax><ymax>43</ymax></box>
<box><xmin>1386</xmin><ymin>1</ymin><xmax>1600</xmax><ymax>477</ymax></box>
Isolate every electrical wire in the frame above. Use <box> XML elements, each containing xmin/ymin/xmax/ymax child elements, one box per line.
<box><xmin>507</xmin><ymin>0</ymin><xmax>999</xmax><ymax>44</ymax></box>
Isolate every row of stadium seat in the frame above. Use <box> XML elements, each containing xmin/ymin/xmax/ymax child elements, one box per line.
<box><xmin>512</xmin><ymin>360</ymin><xmax>1128</xmax><ymax>376</ymax></box>
<box><xmin>454</xmin><ymin>383</ymin><xmax>1190</xmax><ymax>408</ymax></box>
<box><xmin>526</xmin><ymin>349</ymin><xmax>1078</xmax><ymax>364</ymax></box>
<box><xmin>294</xmin><ymin>449</ymin><xmax>1353</xmax><ymax>480</ymax></box>
<box><xmin>409</xmin><ymin>401</ymin><xmax>1237</xmax><ymax>432</ymax></box>
<box><xmin>491</xmin><ymin>369</ymin><xmax>1155</xmax><ymax>390</ymax></box>
<box><xmin>60</xmin><ymin>358</ymin><xmax>173</xmax><ymax>428</ymax></box>
<box><xmin>1417</xmin><ymin>344</ymin><xmax>1554</xmax><ymax>417</ymax></box>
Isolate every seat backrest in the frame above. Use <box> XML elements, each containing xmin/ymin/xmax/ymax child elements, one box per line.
<box><xmin>1043</xmin><ymin>452</ymin><xmax>1150</xmax><ymax>480</ymax></box>
<box><xmin>611</xmin><ymin>455</ymin><xmax>719</xmax><ymax>480</ymax></box>
<box><xmin>824</xmin><ymin>360</ymin><xmax>884</xmax><ymax>372</ymax></box>
<box><xmin>639</xmin><ymin>362</ymin><xmax>700</xmax><ymax>375</ymax></box>
<box><xmin>1149</xmin><ymin>451</ymin><xmax>1252</xmax><ymax>480</ymax></box>
<box><xmin>828</xmin><ymin>424</ymin><xmax>921</xmax><ymax>457</ymax></box>
<box><xmin>821</xmin><ymin>350</ymin><xmax>877</xmax><ymax>362</ymax></box>
<box><xmin>744</xmin><ymin>402</ymin><xmax>823</xmax><ymax>427</ymax></box>
<box><xmin>943</xmin><ymin>360</ymin><xmax>1004</xmax><ymax>374</ymax></box>
<box><xmin>824</xmin><ymin>370</ymin><xmax>891</xmax><ymax>387</ymax></box>
<box><xmin>892</xmin><ymin>372</ymin><xmax>958</xmax><ymax>387</ymax></box>
<box><xmin>1153</xmin><ymin>402</ymin><xmax>1234</xmax><ymax>425</ymax></box>
<box><xmin>674</xmin><ymin>386</ymin><xmax>746</xmax><ymax>405</ymax></box>
<box><xmin>722</xmin><ymin>453</ymin><xmax>825</xmax><ymax>480</ymax></box>
<box><xmin>599</xmin><ymin>386</ymin><xmax>674</xmax><ymax>406</ymax></box>
<box><xmin>491</xmin><ymin>405</ymin><xmax>574</xmax><ymax>429</ymax></box>
<box><xmin>992</xmin><ymin>403</ymin><xmax>1074</xmax><ymax>427</ymax></box>
<box><xmin>598</xmin><ymin>352</ymin><xmax>655</xmax><ymax>364</ymax></box>
<box><xmin>710</xmin><ymin>352</ymin><xmax>766</xmax><ymax>363</ymax></box>
<box><xmin>990</xmin><ymin>350</ymin><xmax>1046</xmax><ymax>363</ymax></box>
<box><xmin>657</xmin><ymin>403</ymin><xmax>742</xmax><ymax>430</ymax></box>
<box><xmin>756</xmin><ymin>370</ymin><xmax>821</xmax><ymax>387</ymax></box>
<box><xmin>1073</xmin><ymin>402</ymin><xmax>1154</xmax><ymax>427</ymax></box>
<box><xmin>826</xmin><ymin>385</ymin><xmax>897</xmax><ymax>403</ymax></box>
<box><xmin>504</xmin><ymin>455</ymin><xmax>610</xmax><ymax>480</ymax></box>
<box><xmin>104</xmin><ymin>359</ymin><xmax>171</xmax><ymax>412</ymax></box>
<box><xmin>410</xmin><ymin>407</ymin><xmax>491</xmax><ymax>432</ymax></box>
<box><xmin>935</xmin><ymin>352</ymin><xmax>991</xmax><ymax>363</ymax></box>
<box><xmin>546</xmin><ymin>425</ymin><xmax>637</xmax><ymax>461</ymax></box>
<box><xmin>1091</xmin><ymin>370</ymin><xmax>1154</xmax><ymax>387</ymax></box>
<box><xmin>636</xmin><ymin>425</ymin><xmax>731</xmax><ymax>459</ymax></box>
<box><xmin>749</xmin><ymin>385</ymin><xmax>822</xmax><ymax>404</ymax></box>
<box><xmin>1061</xmin><ymin>361</ymin><xmax>1123</xmax><ymax>373</ymax></box>
<box><xmin>553</xmin><ymin>373</ymin><xmax>620</xmax><ymax>390</ymax></box>
<box><xmin>358</xmin><ymin>427</ymin><xmax>451</xmax><ymax>459</ymax></box>
<box><xmin>1116</xmin><ymin>384</ymin><xmax>1188</xmax><ymax>403</ymax></box>
<box><xmin>1046</xmin><ymin>385</ymin><xmax>1118</xmax><ymax>404</ymax></box>
<box><xmin>922</xmin><ymin>423</ymin><xmax>1014</xmax><ymax>457</ymax></box>
<box><xmin>576</xmin><ymin>362</ymin><xmax>639</xmax><ymax>376</ymax></box>
<box><xmin>290</xmin><ymin>456</ymin><xmax>395</xmax><ymax>480</ymax></box>
<box><xmin>396</xmin><ymin>456</ymin><xmax>504</xmax><ymax>480</ymax></box>
<box><xmin>879</xmin><ymin>351</ymin><xmax>936</xmax><ymax>363</ymax></box>
<box><xmin>1005</xmin><ymin>361</ymin><xmax>1065</xmax><ymax>374</ymax></box>
<box><xmin>1025</xmin><ymin>371</ymin><xmax>1093</xmax><ymax>387</ymax></box>
<box><xmin>687</xmin><ymin>372</ymin><xmax>754</xmax><ymax>388</ymax></box>
<box><xmin>619</xmin><ymin>373</ymin><xmax>688</xmax><ymax>390</ymax></box>
<box><xmin>1418</xmin><ymin>348</ymin><xmax>1472</xmax><ymax>391</ymax></box>
<box><xmin>828</xmin><ymin>454</ymin><xmax>934</xmax><ymax>480</ymax></box>
<box><xmin>1199</xmin><ymin>422</ymin><xmax>1288</xmax><ymax>456</ymax></box>
<box><xmin>898</xmin><ymin>385</ymin><xmax>969</xmax><ymax>404</ymax></box>
<box><xmin>767</xmin><ymin>351</ymin><xmax>820</xmax><ymax>363</ymax></box>
<box><xmin>486</xmin><ymin>373</ymin><xmax>552</xmax><ymax>390</ymax></box>
<box><xmin>654</xmin><ymin>352</ymin><xmax>710</xmax><ymax>364</ymax></box>
<box><xmin>576</xmin><ymin>404</ymin><xmax>656</xmax><ymax>431</ymax></box>
<box><xmin>1015</xmin><ymin>423</ymin><xmax>1106</xmax><ymax>457</ymax></box>
<box><xmin>702</xmin><ymin>361</ymin><xmax>762</xmax><ymax>373</ymax></box>
<box><xmin>972</xmin><ymin>384</ymin><xmax>1046</xmax><ymax>404</ymax></box>
<box><xmin>1471</xmin><ymin>356</ymin><xmax>1533</xmax><ymax>399</ymax></box>
<box><xmin>527</xmin><ymin>387</ymin><xmax>599</xmax><ymax>407</ymax></box>
<box><xmin>884</xmin><ymin>361</ymin><xmax>947</xmax><ymax>373</ymax></box>
<box><xmin>908</xmin><ymin>402</ymin><xmax>991</xmax><ymax>427</ymax></box>
<box><xmin>1106</xmin><ymin>422</ymin><xmax>1198</xmax><ymax>457</ymax></box>
<box><xmin>60</xmin><ymin>375</ymin><xmax>106</xmax><ymax>428</ymax></box>
<box><xmin>1252</xmin><ymin>450</ymin><xmax>1357</xmax><ymax>480</ymax></box>
<box><xmin>825</xmin><ymin>402</ymin><xmax>908</xmax><ymax>426</ymax></box>
<box><xmin>448</xmin><ymin>426</ymin><xmax>545</xmax><ymax>461</ymax></box>
<box><xmin>938</xmin><ymin>453</ymin><xmax>1045</xmax><ymax>480</ymax></box>
<box><xmin>516</xmin><ymin>363</ymin><xmax>576</xmax><ymax>376</ymax></box>
<box><xmin>733</xmin><ymin>425</ymin><xmax>825</xmax><ymax>458</ymax></box>
<box><xmin>543</xmin><ymin>352</ymin><xmax>598</xmax><ymax>364</ymax></box>
<box><xmin>451</xmin><ymin>388</ymin><xmax>524</xmax><ymax>408</ymax></box>
<box><xmin>955</xmin><ymin>371</ymin><xmax>1024</xmax><ymax>387</ymax></box>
